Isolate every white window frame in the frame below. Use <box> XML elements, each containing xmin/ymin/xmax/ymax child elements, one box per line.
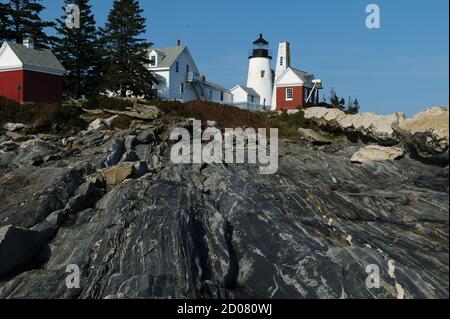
<box><xmin>280</xmin><ymin>56</ymin><xmax>284</xmax><ymax>66</ymax></box>
<box><xmin>180</xmin><ymin>83</ymin><xmax>184</xmax><ymax>94</ymax></box>
<box><xmin>286</xmin><ymin>88</ymin><xmax>293</xmax><ymax>101</ymax></box>
<box><xmin>261</xmin><ymin>70</ymin><xmax>265</xmax><ymax>78</ymax></box>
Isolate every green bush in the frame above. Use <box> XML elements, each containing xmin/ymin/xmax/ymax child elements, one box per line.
<box><xmin>82</xmin><ymin>96</ymin><xmax>134</xmax><ymax>110</ymax></box>
<box><xmin>263</xmin><ymin>109</ymin><xmax>311</xmax><ymax>138</ymax></box>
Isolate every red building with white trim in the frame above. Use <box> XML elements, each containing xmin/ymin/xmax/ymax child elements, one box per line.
<box><xmin>274</xmin><ymin>67</ymin><xmax>321</xmax><ymax>111</ymax></box>
<box><xmin>0</xmin><ymin>40</ymin><xmax>65</xmax><ymax>104</ymax></box>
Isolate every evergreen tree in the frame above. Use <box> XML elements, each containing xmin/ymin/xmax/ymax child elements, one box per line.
<box><xmin>338</xmin><ymin>98</ymin><xmax>346</xmax><ymax>110</ymax></box>
<box><xmin>347</xmin><ymin>98</ymin><xmax>360</xmax><ymax>114</ymax></box>
<box><xmin>0</xmin><ymin>1</ymin><xmax>11</xmax><ymax>42</ymax></box>
<box><xmin>330</xmin><ymin>88</ymin><xmax>339</xmax><ymax>108</ymax></box>
<box><xmin>101</xmin><ymin>0</ymin><xmax>155</xmax><ymax>97</ymax></box>
<box><xmin>6</xmin><ymin>0</ymin><xmax>56</xmax><ymax>48</ymax></box>
<box><xmin>54</xmin><ymin>0</ymin><xmax>101</xmax><ymax>99</ymax></box>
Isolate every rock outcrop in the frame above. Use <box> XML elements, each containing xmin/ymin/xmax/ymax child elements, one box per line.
<box><xmin>393</xmin><ymin>107</ymin><xmax>449</xmax><ymax>165</ymax></box>
<box><xmin>0</xmin><ymin>111</ymin><xmax>448</xmax><ymax>299</ymax></box>
<box><xmin>303</xmin><ymin>107</ymin><xmax>405</xmax><ymax>145</ymax></box>
<box><xmin>351</xmin><ymin>145</ymin><xmax>405</xmax><ymax>164</ymax></box>
<box><xmin>0</xmin><ymin>225</ymin><xmax>46</xmax><ymax>277</ymax></box>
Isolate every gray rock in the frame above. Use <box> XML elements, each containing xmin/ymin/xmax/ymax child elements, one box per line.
<box><xmin>0</xmin><ymin>225</ymin><xmax>45</xmax><ymax>277</ymax></box>
<box><xmin>102</xmin><ymin>137</ymin><xmax>125</xmax><ymax>168</ymax></box>
<box><xmin>298</xmin><ymin>128</ymin><xmax>333</xmax><ymax>145</ymax></box>
<box><xmin>121</xmin><ymin>150</ymin><xmax>139</xmax><ymax>162</ymax></box>
<box><xmin>0</xmin><ymin>167</ymin><xmax>83</xmax><ymax>228</ymax></box>
<box><xmin>125</xmin><ymin>135</ymin><xmax>137</xmax><ymax>151</ymax></box>
<box><xmin>0</xmin><ymin>124</ymin><xmax>447</xmax><ymax>300</ymax></box>
<box><xmin>136</xmin><ymin>128</ymin><xmax>156</xmax><ymax>145</ymax></box>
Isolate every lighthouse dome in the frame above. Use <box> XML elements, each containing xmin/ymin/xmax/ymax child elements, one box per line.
<box><xmin>249</xmin><ymin>33</ymin><xmax>272</xmax><ymax>59</ymax></box>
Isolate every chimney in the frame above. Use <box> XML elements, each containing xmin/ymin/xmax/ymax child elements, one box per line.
<box><xmin>200</xmin><ymin>75</ymin><xmax>206</xmax><ymax>82</ymax></box>
<box><xmin>23</xmin><ymin>38</ymin><xmax>34</xmax><ymax>49</ymax></box>
<box><xmin>177</xmin><ymin>40</ymin><xmax>181</xmax><ymax>46</ymax></box>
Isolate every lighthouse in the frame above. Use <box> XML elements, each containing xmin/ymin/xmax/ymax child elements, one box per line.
<box><xmin>246</xmin><ymin>34</ymin><xmax>273</xmax><ymax>109</ymax></box>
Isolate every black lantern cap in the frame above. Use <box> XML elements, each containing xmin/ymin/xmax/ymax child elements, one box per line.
<box><xmin>253</xmin><ymin>33</ymin><xmax>269</xmax><ymax>45</ymax></box>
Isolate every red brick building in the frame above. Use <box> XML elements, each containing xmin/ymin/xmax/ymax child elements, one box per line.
<box><xmin>0</xmin><ymin>40</ymin><xmax>65</xmax><ymax>104</ymax></box>
<box><xmin>274</xmin><ymin>67</ymin><xmax>321</xmax><ymax>111</ymax></box>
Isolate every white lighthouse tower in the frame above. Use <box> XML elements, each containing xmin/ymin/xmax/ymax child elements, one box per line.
<box><xmin>271</xmin><ymin>41</ymin><xmax>291</xmax><ymax>110</ymax></box>
<box><xmin>246</xmin><ymin>34</ymin><xmax>273</xmax><ymax>109</ymax></box>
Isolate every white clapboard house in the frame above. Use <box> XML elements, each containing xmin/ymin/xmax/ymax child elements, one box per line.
<box><xmin>148</xmin><ymin>43</ymin><xmax>232</xmax><ymax>104</ymax></box>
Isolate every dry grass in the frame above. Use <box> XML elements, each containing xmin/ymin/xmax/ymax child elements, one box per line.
<box><xmin>0</xmin><ymin>97</ymin><xmax>87</xmax><ymax>134</ymax></box>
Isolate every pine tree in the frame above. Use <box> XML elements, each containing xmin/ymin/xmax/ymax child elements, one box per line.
<box><xmin>0</xmin><ymin>1</ymin><xmax>11</xmax><ymax>42</ymax></box>
<box><xmin>330</xmin><ymin>88</ymin><xmax>339</xmax><ymax>108</ymax></box>
<box><xmin>338</xmin><ymin>98</ymin><xmax>345</xmax><ymax>110</ymax></box>
<box><xmin>101</xmin><ymin>0</ymin><xmax>155</xmax><ymax>97</ymax></box>
<box><xmin>54</xmin><ymin>0</ymin><xmax>101</xmax><ymax>99</ymax></box>
<box><xmin>6</xmin><ymin>0</ymin><xmax>56</xmax><ymax>48</ymax></box>
<box><xmin>347</xmin><ymin>98</ymin><xmax>360</xmax><ymax>114</ymax></box>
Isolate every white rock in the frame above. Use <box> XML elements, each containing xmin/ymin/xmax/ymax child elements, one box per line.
<box><xmin>88</xmin><ymin>119</ymin><xmax>108</xmax><ymax>131</ymax></box>
<box><xmin>398</xmin><ymin>106</ymin><xmax>449</xmax><ymax>147</ymax></box>
<box><xmin>304</xmin><ymin>107</ymin><xmax>405</xmax><ymax>144</ymax></box>
<box><xmin>4</xmin><ymin>123</ymin><xmax>26</xmax><ymax>132</ymax></box>
<box><xmin>351</xmin><ymin>145</ymin><xmax>405</xmax><ymax>164</ymax></box>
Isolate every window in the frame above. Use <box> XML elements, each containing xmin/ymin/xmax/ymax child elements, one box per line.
<box><xmin>186</xmin><ymin>64</ymin><xmax>190</xmax><ymax>73</ymax></box>
<box><xmin>150</xmin><ymin>55</ymin><xmax>156</xmax><ymax>66</ymax></box>
<box><xmin>280</xmin><ymin>56</ymin><xmax>284</xmax><ymax>66</ymax></box>
<box><xmin>250</xmin><ymin>95</ymin><xmax>255</xmax><ymax>103</ymax></box>
<box><xmin>180</xmin><ymin>83</ymin><xmax>184</xmax><ymax>94</ymax></box>
<box><xmin>286</xmin><ymin>88</ymin><xmax>293</xmax><ymax>101</ymax></box>
<box><xmin>175</xmin><ymin>61</ymin><xmax>179</xmax><ymax>73</ymax></box>
<box><xmin>220</xmin><ymin>91</ymin><xmax>224</xmax><ymax>101</ymax></box>
<box><xmin>209</xmin><ymin>90</ymin><xmax>213</xmax><ymax>100</ymax></box>
<box><xmin>261</xmin><ymin>70</ymin><xmax>265</xmax><ymax>78</ymax></box>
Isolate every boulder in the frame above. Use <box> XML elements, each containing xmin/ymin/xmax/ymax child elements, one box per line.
<box><xmin>393</xmin><ymin>107</ymin><xmax>449</xmax><ymax>165</ymax></box>
<box><xmin>88</xmin><ymin>119</ymin><xmax>108</xmax><ymax>131</ymax></box>
<box><xmin>304</xmin><ymin>107</ymin><xmax>405</xmax><ymax>145</ymax></box>
<box><xmin>4</xmin><ymin>123</ymin><xmax>26</xmax><ymax>132</ymax></box>
<box><xmin>102</xmin><ymin>164</ymin><xmax>134</xmax><ymax>186</ymax></box>
<box><xmin>0</xmin><ymin>167</ymin><xmax>83</xmax><ymax>228</ymax></box>
<box><xmin>351</xmin><ymin>145</ymin><xmax>405</xmax><ymax>164</ymax></box>
<box><xmin>0</xmin><ymin>225</ymin><xmax>45</xmax><ymax>277</ymax></box>
<box><xmin>5</xmin><ymin>131</ymin><xmax>28</xmax><ymax>142</ymax></box>
<box><xmin>134</xmin><ymin>103</ymin><xmax>159</xmax><ymax>119</ymax></box>
<box><xmin>298</xmin><ymin>128</ymin><xmax>332</xmax><ymax>145</ymax></box>
<box><xmin>104</xmin><ymin>104</ymin><xmax>159</xmax><ymax>121</ymax></box>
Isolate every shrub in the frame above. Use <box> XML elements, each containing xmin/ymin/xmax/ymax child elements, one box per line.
<box><xmin>82</xmin><ymin>96</ymin><xmax>134</xmax><ymax>110</ymax></box>
<box><xmin>263</xmin><ymin>109</ymin><xmax>311</xmax><ymax>138</ymax></box>
<box><xmin>0</xmin><ymin>97</ymin><xmax>87</xmax><ymax>134</ymax></box>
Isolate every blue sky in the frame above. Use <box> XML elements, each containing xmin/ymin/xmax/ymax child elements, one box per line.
<box><xmin>41</xmin><ymin>0</ymin><xmax>448</xmax><ymax>116</ymax></box>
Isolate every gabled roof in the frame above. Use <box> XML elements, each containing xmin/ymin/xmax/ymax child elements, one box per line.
<box><xmin>291</xmin><ymin>68</ymin><xmax>314</xmax><ymax>82</ymax></box>
<box><xmin>2</xmin><ymin>41</ymin><xmax>65</xmax><ymax>73</ymax></box>
<box><xmin>275</xmin><ymin>67</ymin><xmax>315</xmax><ymax>86</ymax></box>
<box><xmin>149</xmin><ymin>45</ymin><xmax>186</xmax><ymax>68</ymax></box>
<box><xmin>202</xmin><ymin>81</ymin><xmax>229</xmax><ymax>92</ymax></box>
<box><xmin>230</xmin><ymin>85</ymin><xmax>260</xmax><ymax>97</ymax></box>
